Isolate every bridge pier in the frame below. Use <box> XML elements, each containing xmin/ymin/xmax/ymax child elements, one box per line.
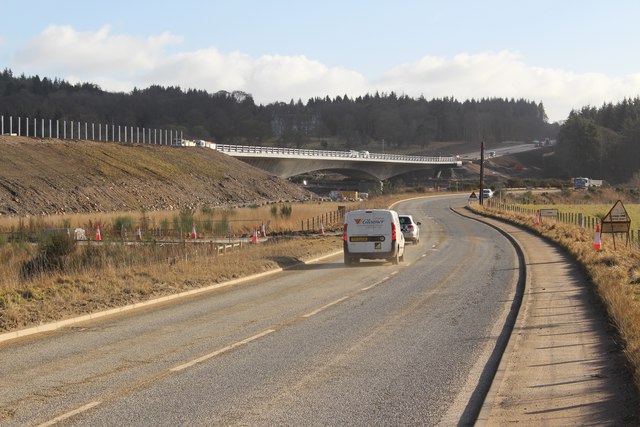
<box><xmin>358</xmin><ymin>180</ymin><xmax>383</xmax><ymax>195</ymax></box>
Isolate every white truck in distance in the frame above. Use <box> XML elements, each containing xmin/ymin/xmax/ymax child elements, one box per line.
<box><xmin>574</xmin><ymin>177</ymin><xmax>603</xmax><ymax>190</ymax></box>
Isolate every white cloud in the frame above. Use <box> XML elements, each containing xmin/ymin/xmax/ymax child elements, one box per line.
<box><xmin>376</xmin><ymin>51</ymin><xmax>640</xmax><ymax>122</ymax></box>
<box><xmin>13</xmin><ymin>26</ymin><xmax>640</xmax><ymax>122</ymax></box>
<box><xmin>16</xmin><ymin>25</ymin><xmax>181</xmax><ymax>75</ymax></box>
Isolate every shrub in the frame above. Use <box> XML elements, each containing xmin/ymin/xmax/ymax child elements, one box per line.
<box><xmin>20</xmin><ymin>231</ymin><xmax>76</xmax><ymax>280</ymax></box>
<box><xmin>178</xmin><ymin>207</ymin><xmax>195</xmax><ymax>232</ymax></box>
<box><xmin>280</xmin><ymin>204</ymin><xmax>293</xmax><ymax>218</ymax></box>
<box><xmin>113</xmin><ymin>215</ymin><xmax>135</xmax><ymax>237</ymax></box>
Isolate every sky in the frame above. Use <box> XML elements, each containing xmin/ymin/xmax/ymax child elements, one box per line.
<box><xmin>2</xmin><ymin>0</ymin><xmax>640</xmax><ymax>123</ymax></box>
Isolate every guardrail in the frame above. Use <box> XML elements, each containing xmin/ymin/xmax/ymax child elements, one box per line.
<box><xmin>215</xmin><ymin>144</ymin><xmax>460</xmax><ymax>164</ymax></box>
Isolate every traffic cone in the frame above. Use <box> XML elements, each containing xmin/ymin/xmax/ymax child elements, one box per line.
<box><xmin>191</xmin><ymin>223</ymin><xmax>198</xmax><ymax>239</ymax></box>
<box><xmin>95</xmin><ymin>225</ymin><xmax>102</xmax><ymax>241</ymax></box>
<box><xmin>135</xmin><ymin>226</ymin><xmax>142</xmax><ymax>241</ymax></box>
<box><xmin>319</xmin><ymin>222</ymin><xmax>325</xmax><ymax>235</ymax></box>
<box><xmin>593</xmin><ymin>224</ymin><xmax>602</xmax><ymax>251</ymax></box>
<box><xmin>260</xmin><ymin>224</ymin><xmax>266</xmax><ymax>238</ymax></box>
<box><xmin>534</xmin><ymin>211</ymin><xmax>540</xmax><ymax>226</ymax></box>
<box><xmin>251</xmin><ymin>227</ymin><xmax>258</xmax><ymax>244</ymax></box>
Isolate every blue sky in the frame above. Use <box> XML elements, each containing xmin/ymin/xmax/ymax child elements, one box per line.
<box><xmin>2</xmin><ymin>0</ymin><xmax>640</xmax><ymax>122</ymax></box>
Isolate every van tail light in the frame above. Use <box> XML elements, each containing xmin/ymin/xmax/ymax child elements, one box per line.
<box><xmin>343</xmin><ymin>224</ymin><xmax>348</xmax><ymax>241</ymax></box>
<box><xmin>391</xmin><ymin>223</ymin><xmax>397</xmax><ymax>241</ymax></box>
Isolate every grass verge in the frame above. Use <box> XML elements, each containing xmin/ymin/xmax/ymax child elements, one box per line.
<box><xmin>0</xmin><ymin>235</ymin><xmax>343</xmax><ymax>333</ymax></box>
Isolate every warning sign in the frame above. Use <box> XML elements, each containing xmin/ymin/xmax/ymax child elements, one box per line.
<box><xmin>468</xmin><ymin>191</ymin><xmax>478</xmax><ymax>204</ymax></box>
<box><xmin>601</xmin><ymin>200</ymin><xmax>631</xmax><ymax>248</ymax></box>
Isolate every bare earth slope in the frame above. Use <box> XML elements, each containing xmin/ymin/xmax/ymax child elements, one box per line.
<box><xmin>0</xmin><ymin>136</ymin><xmax>312</xmax><ymax>215</ymax></box>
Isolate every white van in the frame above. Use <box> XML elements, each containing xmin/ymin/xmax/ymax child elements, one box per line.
<box><xmin>343</xmin><ymin>209</ymin><xmax>405</xmax><ymax>265</ymax></box>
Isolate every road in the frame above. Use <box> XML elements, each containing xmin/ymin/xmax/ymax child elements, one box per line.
<box><xmin>459</xmin><ymin>143</ymin><xmax>538</xmax><ymax>161</ymax></box>
<box><xmin>0</xmin><ymin>195</ymin><xmax>519</xmax><ymax>426</ymax></box>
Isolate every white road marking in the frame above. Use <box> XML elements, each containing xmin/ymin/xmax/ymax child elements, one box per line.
<box><xmin>303</xmin><ymin>296</ymin><xmax>350</xmax><ymax>318</ymax></box>
<box><xmin>36</xmin><ymin>401</ymin><xmax>101</xmax><ymax>427</ymax></box>
<box><xmin>170</xmin><ymin>329</ymin><xmax>276</xmax><ymax>372</ymax></box>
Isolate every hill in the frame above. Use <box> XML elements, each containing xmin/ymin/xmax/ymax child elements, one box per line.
<box><xmin>0</xmin><ymin>136</ymin><xmax>312</xmax><ymax>216</ymax></box>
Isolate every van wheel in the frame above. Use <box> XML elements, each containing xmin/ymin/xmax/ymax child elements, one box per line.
<box><xmin>344</xmin><ymin>253</ymin><xmax>352</xmax><ymax>265</ymax></box>
<box><xmin>344</xmin><ymin>254</ymin><xmax>358</xmax><ymax>265</ymax></box>
<box><xmin>392</xmin><ymin>251</ymin><xmax>399</xmax><ymax>265</ymax></box>
<box><xmin>399</xmin><ymin>253</ymin><xmax>404</xmax><ymax>262</ymax></box>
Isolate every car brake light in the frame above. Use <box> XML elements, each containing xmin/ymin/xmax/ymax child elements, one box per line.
<box><xmin>391</xmin><ymin>223</ymin><xmax>397</xmax><ymax>240</ymax></box>
<box><xmin>343</xmin><ymin>223</ymin><xmax>348</xmax><ymax>241</ymax></box>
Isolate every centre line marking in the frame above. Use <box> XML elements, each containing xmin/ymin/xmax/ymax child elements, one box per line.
<box><xmin>37</xmin><ymin>401</ymin><xmax>101</xmax><ymax>427</ymax></box>
<box><xmin>362</xmin><ymin>275</ymin><xmax>391</xmax><ymax>290</ymax></box>
<box><xmin>303</xmin><ymin>296</ymin><xmax>349</xmax><ymax>318</ymax></box>
<box><xmin>170</xmin><ymin>329</ymin><xmax>276</xmax><ymax>372</ymax></box>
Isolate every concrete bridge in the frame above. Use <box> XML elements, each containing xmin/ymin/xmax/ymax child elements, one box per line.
<box><xmin>215</xmin><ymin>144</ymin><xmax>462</xmax><ymax>181</ymax></box>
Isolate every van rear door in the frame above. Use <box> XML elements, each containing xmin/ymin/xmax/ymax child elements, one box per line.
<box><xmin>345</xmin><ymin>210</ymin><xmax>393</xmax><ymax>254</ymax></box>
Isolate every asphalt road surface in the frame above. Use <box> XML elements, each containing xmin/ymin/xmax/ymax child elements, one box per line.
<box><xmin>0</xmin><ymin>195</ymin><xmax>519</xmax><ymax>426</ymax></box>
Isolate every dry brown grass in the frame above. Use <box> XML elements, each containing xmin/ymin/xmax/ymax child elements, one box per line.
<box><xmin>472</xmin><ymin>204</ymin><xmax>640</xmax><ymax>391</ymax></box>
<box><xmin>0</xmin><ymin>235</ymin><xmax>343</xmax><ymax>332</ymax></box>
<box><xmin>0</xmin><ymin>194</ymin><xmax>411</xmax><ymax>331</ymax></box>
<box><xmin>0</xmin><ymin>191</ymin><xmax>441</xmax><ymax>334</ymax></box>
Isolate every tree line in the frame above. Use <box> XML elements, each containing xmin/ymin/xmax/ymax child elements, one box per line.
<box><xmin>552</xmin><ymin>98</ymin><xmax>640</xmax><ymax>184</ymax></box>
<box><xmin>1</xmin><ymin>69</ymin><xmax>556</xmax><ymax>152</ymax></box>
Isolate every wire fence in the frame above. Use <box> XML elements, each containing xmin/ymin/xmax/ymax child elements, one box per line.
<box><xmin>0</xmin><ymin>209</ymin><xmax>347</xmax><ymax>244</ymax></box>
<box><xmin>486</xmin><ymin>199</ymin><xmax>639</xmax><ymax>246</ymax></box>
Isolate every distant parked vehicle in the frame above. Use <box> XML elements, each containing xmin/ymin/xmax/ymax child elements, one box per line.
<box><xmin>482</xmin><ymin>189</ymin><xmax>494</xmax><ymax>199</ymax></box>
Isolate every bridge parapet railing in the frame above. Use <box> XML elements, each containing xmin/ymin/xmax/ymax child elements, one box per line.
<box><xmin>215</xmin><ymin>144</ymin><xmax>458</xmax><ymax>164</ymax></box>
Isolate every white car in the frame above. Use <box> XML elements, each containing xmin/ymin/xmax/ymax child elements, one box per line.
<box><xmin>399</xmin><ymin>214</ymin><xmax>420</xmax><ymax>244</ymax></box>
<box><xmin>482</xmin><ymin>189</ymin><xmax>494</xmax><ymax>199</ymax></box>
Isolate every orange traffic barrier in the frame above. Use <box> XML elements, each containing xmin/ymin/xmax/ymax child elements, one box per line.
<box><xmin>593</xmin><ymin>224</ymin><xmax>602</xmax><ymax>251</ymax></box>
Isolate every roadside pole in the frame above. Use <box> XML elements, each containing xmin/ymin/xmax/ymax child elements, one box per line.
<box><xmin>479</xmin><ymin>141</ymin><xmax>485</xmax><ymax>205</ymax></box>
